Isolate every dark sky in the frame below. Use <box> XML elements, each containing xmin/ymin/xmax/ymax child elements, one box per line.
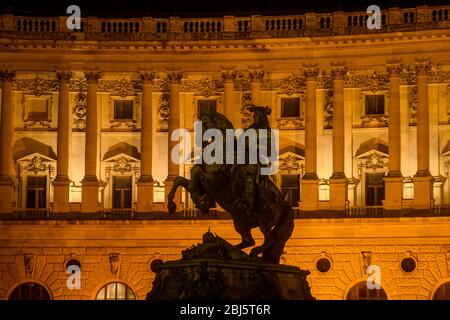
<box><xmin>1</xmin><ymin>0</ymin><xmax>449</xmax><ymax>17</ymax></box>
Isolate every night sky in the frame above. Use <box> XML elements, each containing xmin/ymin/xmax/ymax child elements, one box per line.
<box><xmin>1</xmin><ymin>0</ymin><xmax>449</xmax><ymax>17</ymax></box>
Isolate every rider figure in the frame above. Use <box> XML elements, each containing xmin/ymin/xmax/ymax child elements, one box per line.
<box><xmin>242</xmin><ymin>105</ymin><xmax>272</xmax><ymax>217</ymax></box>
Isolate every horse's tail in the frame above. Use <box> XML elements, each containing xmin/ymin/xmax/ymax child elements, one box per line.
<box><xmin>262</xmin><ymin>200</ymin><xmax>295</xmax><ymax>263</ymax></box>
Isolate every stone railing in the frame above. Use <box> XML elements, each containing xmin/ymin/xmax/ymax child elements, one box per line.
<box><xmin>432</xmin><ymin>204</ymin><xmax>450</xmax><ymax>216</ymax></box>
<box><xmin>13</xmin><ymin>208</ymin><xmax>50</xmax><ymax>219</ymax></box>
<box><xmin>1</xmin><ymin>5</ymin><xmax>449</xmax><ymax>41</ymax></box>
<box><xmin>101</xmin><ymin>208</ymin><xmax>134</xmax><ymax>219</ymax></box>
<box><xmin>3</xmin><ymin>204</ymin><xmax>450</xmax><ymax>220</ymax></box>
<box><xmin>346</xmin><ymin>206</ymin><xmax>384</xmax><ymax>218</ymax></box>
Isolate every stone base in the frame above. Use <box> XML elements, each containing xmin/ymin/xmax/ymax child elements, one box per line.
<box><xmin>165</xmin><ymin>178</ymin><xmax>182</xmax><ymax>212</ymax></box>
<box><xmin>412</xmin><ymin>175</ymin><xmax>434</xmax><ymax>210</ymax></box>
<box><xmin>329</xmin><ymin>178</ymin><xmax>347</xmax><ymax>211</ymax></box>
<box><xmin>52</xmin><ymin>177</ymin><xmax>70</xmax><ymax>213</ymax></box>
<box><xmin>383</xmin><ymin>176</ymin><xmax>403</xmax><ymax>210</ymax></box>
<box><xmin>0</xmin><ymin>179</ymin><xmax>13</xmax><ymax>213</ymax></box>
<box><xmin>300</xmin><ymin>179</ymin><xmax>318</xmax><ymax>211</ymax></box>
<box><xmin>136</xmin><ymin>177</ymin><xmax>154</xmax><ymax>213</ymax></box>
<box><xmin>147</xmin><ymin>232</ymin><xmax>314</xmax><ymax>300</ymax></box>
<box><xmin>81</xmin><ymin>178</ymin><xmax>99</xmax><ymax>213</ymax></box>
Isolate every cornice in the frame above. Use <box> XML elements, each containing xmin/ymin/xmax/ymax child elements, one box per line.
<box><xmin>1</xmin><ymin>28</ymin><xmax>450</xmax><ymax>53</ymax></box>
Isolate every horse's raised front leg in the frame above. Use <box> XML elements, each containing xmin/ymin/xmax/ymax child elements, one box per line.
<box><xmin>233</xmin><ymin>220</ymin><xmax>255</xmax><ymax>250</ymax></box>
<box><xmin>167</xmin><ymin>176</ymin><xmax>192</xmax><ymax>214</ymax></box>
<box><xmin>249</xmin><ymin>224</ymin><xmax>272</xmax><ymax>257</ymax></box>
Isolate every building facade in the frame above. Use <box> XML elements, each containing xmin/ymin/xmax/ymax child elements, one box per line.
<box><xmin>1</xmin><ymin>4</ymin><xmax>450</xmax><ymax>299</ymax></box>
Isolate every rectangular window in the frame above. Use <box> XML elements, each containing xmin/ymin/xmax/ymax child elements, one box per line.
<box><xmin>197</xmin><ymin>99</ymin><xmax>217</xmax><ymax>116</ymax></box>
<box><xmin>112</xmin><ymin>176</ymin><xmax>132</xmax><ymax>209</ymax></box>
<box><xmin>27</xmin><ymin>98</ymin><xmax>50</xmax><ymax>121</ymax></box>
<box><xmin>281</xmin><ymin>174</ymin><xmax>300</xmax><ymax>207</ymax></box>
<box><xmin>365</xmin><ymin>172</ymin><xmax>385</xmax><ymax>206</ymax></box>
<box><xmin>113</xmin><ymin>100</ymin><xmax>134</xmax><ymax>120</ymax></box>
<box><xmin>26</xmin><ymin>176</ymin><xmax>47</xmax><ymax>209</ymax></box>
<box><xmin>365</xmin><ymin>94</ymin><xmax>385</xmax><ymax>115</ymax></box>
<box><xmin>281</xmin><ymin>97</ymin><xmax>300</xmax><ymax>118</ymax></box>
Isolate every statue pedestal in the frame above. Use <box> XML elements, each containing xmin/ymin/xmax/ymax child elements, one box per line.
<box><xmin>147</xmin><ymin>232</ymin><xmax>314</xmax><ymax>300</ymax></box>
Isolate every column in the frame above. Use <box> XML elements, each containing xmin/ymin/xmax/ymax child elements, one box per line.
<box><xmin>248</xmin><ymin>68</ymin><xmax>264</xmax><ymax>105</ymax></box>
<box><xmin>165</xmin><ymin>71</ymin><xmax>183</xmax><ymax>211</ymax></box>
<box><xmin>221</xmin><ymin>70</ymin><xmax>237</xmax><ymax>127</ymax></box>
<box><xmin>384</xmin><ymin>64</ymin><xmax>403</xmax><ymax>211</ymax></box>
<box><xmin>301</xmin><ymin>67</ymin><xmax>320</xmax><ymax>211</ymax></box>
<box><xmin>52</xmin><ymin>71</ymin><xmax>72</xmax><ymax>213</ymax></box>
<box><xmin>81</xmin><ymin>71</ymin><xmax>100</xmax><ymax>213</ymax></box>
<box><xmin>412</xmin><ymin>62</ymin><xmax>433</xmax><ymax>210</ymax></box>
<box><xmin>329</xmin><ymin>66</ymin><xmax>348</xmax><ymax>211</ymax></box>
<box><xmin>0</xmin><ymin>70</ymin><xmax>15</xmax><ymax>213</ymax></box>
<box><xmin>136</xmin><ymin>71</ymin><xmax>155</xmax><ymax>213</ymax></box>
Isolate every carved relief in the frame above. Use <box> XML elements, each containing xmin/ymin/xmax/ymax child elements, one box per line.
<box><xmin>23</xmin><ymin>254</ymin><xmax>36</xmax><ymax>278</ymax></box>
<box><xmin>346</xmin><ymin>71</ymin><xmax>389</xmax><ymax>91</ymax></box>
<box><xmin>324</xmin><ymin>90</ymin><xmax>333</xmax><ymax>128</ymax></box>
<box><xmin>158</xmin><ymin>94</ymin><xmax>170</xmax><ymax>132</ymax></box>
<box><xmin>113</xmin><ymin>157</ymin><xmax>132</xmax><ymax>173</ymax></box>
<box><xmin>27</xmin><ymin>156</ymin><xmax>47</xmax><ymax>174</ymax></box>
<box><xmin>363</xmin><ymin>153</ymin><xmax>388</xmax><ymax>170</ymax></box>
<box><xmin>270</xmin><ymin>74</ymin><xmax>305</xmax><ymax>95</ymax></box>
<box><xmin>361</xmin><ymin>115</ymin><xmax>389</xmax><ymax>127</ymax></box>
<box><xmin>109</xmin><ymin>253</ymin><xmax>120</xmax><ymax>275</ymax></box>
<box><xmin>361</xmin><ymin>251</ymin><xmax>372</xmax><ymax>274</ymax></box>
<box><xmin>279</xmin><ymin>154</ymin><xmax>304</xmax><ymax>171</ymax></box>
<box><xmin>181</xmin><ymin>77</ymin><xmax>224</xmax><ymax>97</ymax></box>
<box><xmin>73</xmin><ymin>91</ymin><xmax>87</xmax><ymax>130</ymax></box>
<box><xmin>99</xmin><ymin>78</ymin><xmax>141</xmax><ymax>98</ymax></box>
<box><xmin>109</xmin><ymin>121</ymin><xmax>136</xmax><ymax>130</ymax></box>
<box><xmin>240</xmin><ymin>103</ymin><xmax>254</xmax><ymax>129</ymax></box>
<box><xmin>69</xmin><ymin>78</ymin><xmax>87</xmax><ymax>92</ymax></box>
<box><xmin>408</xmin><ymin>86</ymin><xmax>418</xmax><ymax>126</ymax></box>
<box><xmin>14</xmin><ymin>77</ymin><xmax>58</xmax><ymax>95</ymax></box>
<box><xmin>276</xmin><ymin>118</ymin><xmax>304</xmax><ymax>130</ymax></box>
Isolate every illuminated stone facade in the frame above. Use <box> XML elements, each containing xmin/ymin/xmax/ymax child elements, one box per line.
<box><xmin>1</xmin><ymin>5</ymin><xmax>450</xmax><ymax>299</ymax></box>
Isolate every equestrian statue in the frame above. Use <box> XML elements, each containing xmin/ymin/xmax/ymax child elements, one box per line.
<box><xmin>166</xmin><ymin>106</ymin><xmax>294</xmax><ymax>264</ymax></box>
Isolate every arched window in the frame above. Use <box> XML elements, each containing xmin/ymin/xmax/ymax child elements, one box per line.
<box><xmin>96</xmin><ymin>282</ymin><xmax>136</xmax><ymax>300</ymax></box>
<box><xmin>9</xmin><ymin>282</ymin><xmax>51</xmax><ymax>300</ymax></box>
<box><xmin>433</xmin><ymin>282</ymin><xmax>450</xmax><ymax>300</ymax></box>
<box><xmin>346</xmin><ymin>281</ymin><xmax>387</xmax><ymax>300</ymax></box>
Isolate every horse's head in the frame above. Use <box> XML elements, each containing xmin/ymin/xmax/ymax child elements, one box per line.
<box><xmin>248</xmin><ymin>105</ymin><xmax>271</xmax><ymax>129</ymax></box>
<box><xmin>199</xmin><ymin>110</ymin><xmax>234</xmax><ymax>133</ymax></box>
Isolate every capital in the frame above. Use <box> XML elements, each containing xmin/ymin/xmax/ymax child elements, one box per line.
<box><xmin>0</xmin><ymin>70</ymin><xmax>15</xmax><ymax>81</ymax></box>
<box><xmin>140</xmin><ymin>71</ymin><xmax>156</xmax><ymax>84</ymax></box>
<box><xmin>167</xmin><ymin>71</ymin><xmax>183</xmax><ymax>84</ymax></box>
<box><xmin>386</xmin><ymin>64</ymin><xmax>404</xmax><ymax>78</ymax></box>
<box><xmin>221</xmin><ymin>70</ymin><xmax>237</xmax><ymax>82</ymax></box>
<box><xmin>248</xmin><ymin>69</ymin><xmax>265</xmax><ymax>83</ymax></box>
<box><xmin>303</xmin><ymin>67</ymin><xmax>320</xmax><ymax>81</ymax></box>
<box><xmin>411</xmin><ymin>61</ymin><xmax>433</xmax><ymax>76</ymax></box>
<box><xmin>84</xmin><ymin>71</ymin><xmax>101</xmax><ymax>84</ymax></box>
<box><xmin>56</xmin><ymin>70</ymin><xmax>73</xmax><ymax>83</ymax></box>
<box><xmin>330</xmin><ymin>66</ymin><xmax>348</xmax><ymax>80</ymax></box>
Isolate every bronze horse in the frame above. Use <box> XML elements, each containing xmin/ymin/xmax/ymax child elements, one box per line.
<box><xmin>167</xmin><ymin>107</ymin><xmax>294</xmax><ymax>263</ymax></box>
